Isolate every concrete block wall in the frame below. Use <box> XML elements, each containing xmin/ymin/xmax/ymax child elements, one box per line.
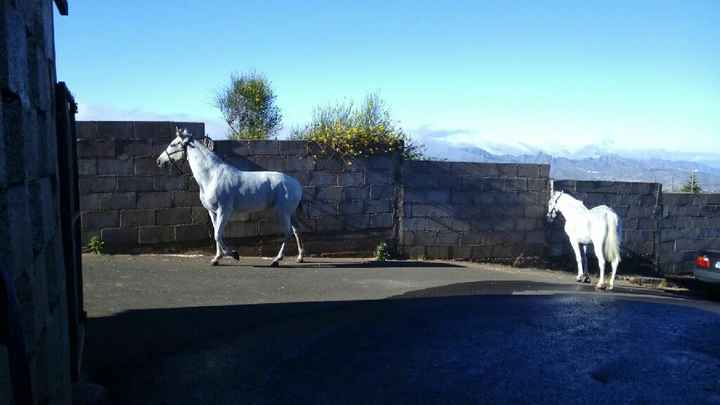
<box><xmin>549</xmin><ymin>180</ymin><xmax>662</xmax><ymax>272</ymax></box>
<box><xmin>76</xmin><ymin>121</ymin><xmax>210</xmax><ymax>252</ymax></box>
<box><xmin>76</xmin><ymin>122</ymin><xmax>400</xmax><ymax>257</ymax></box>
<box><xmin>400</xmin><ymin>161</ymin><xmax>550</xmax><ymax>260</ymax></box>
<box><xmin>660</xmin><ymin>193</ymin><xmax>720</xmax><ymax>273</ymax></box>
<box><xmin>1</xmin><ymin>1</ymin><xmax>72</xmax><ymax>403</ymax></box>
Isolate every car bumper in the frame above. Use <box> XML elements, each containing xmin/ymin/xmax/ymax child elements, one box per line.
<box><xmin>694</xmin><ymin>268</ymin><xmax>720</xmax><ymax>284</ymax></box>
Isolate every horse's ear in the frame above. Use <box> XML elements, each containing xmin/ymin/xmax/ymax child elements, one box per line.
<box><xmin>175</xmin><ymin>127</ymin><xmax>181</xmax><ymax>137</ymax></box>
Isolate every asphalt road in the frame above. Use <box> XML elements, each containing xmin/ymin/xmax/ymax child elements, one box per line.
<box><xmin>82</xmin><ymin>255</ymin><xmax>720</xmax><ymax>404</ymax></box>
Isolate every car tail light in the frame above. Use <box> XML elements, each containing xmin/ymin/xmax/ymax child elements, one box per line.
<box><xmin>696</xmin><ymin>255</ymin><xmax>710</xmax><ymax>269</ymax></box>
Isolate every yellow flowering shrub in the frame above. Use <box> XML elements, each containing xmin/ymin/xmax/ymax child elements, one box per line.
<box><xmin>291</xmin><ymin>94</ymin><xmax>424</xmax><ymax>162</ymax></box>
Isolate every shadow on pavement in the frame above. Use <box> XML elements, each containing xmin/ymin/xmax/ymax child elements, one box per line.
<box><xmin>248</xmin><ymin>260</ymin><xmax>466</xmax><ymax>269</ymax></box>
<box><xmin>84</xmin><ymin>281</ymin><xmax>720</xmax><ymax>405</ymax></box>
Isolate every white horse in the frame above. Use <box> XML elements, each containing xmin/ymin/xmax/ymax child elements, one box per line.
<box><xmin>547</xmin><ymin>190</ymin><xmax>622</xmax><ymax>290</ymax></box>
<box><xmin>157</xmin><ymin>128</ymin><xmax>304</xmax><ymax>267</ymax></box>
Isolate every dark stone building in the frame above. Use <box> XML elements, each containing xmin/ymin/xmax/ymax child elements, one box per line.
<box><xmin>2</xmin><ymin>1</ymin><xmax>82</xmax><ymax>404</ymax></box>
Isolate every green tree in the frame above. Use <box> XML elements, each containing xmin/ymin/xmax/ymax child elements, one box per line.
<box><xmin>215</xmin><ymin>72</ymin><xmax>281</xmax><ymax>140</ymax></box>
<box><xmin>291</xmin><ymin>93</ymin><xmax>424</xmax><ymax>161</ymax></box>
<box><xmin>681</xmin><ymin>171</ymin><xmax>702</xmax><ymax>193</ymax></box>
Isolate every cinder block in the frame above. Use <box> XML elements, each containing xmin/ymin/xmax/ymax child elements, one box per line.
<box><xmin>173</xmin><ymin>191</ymin><xmax>201</xmax><ymax>207</ymax></box>
<box><xmin>191</xmin><ymin>207</ymin><xmax>210</xmax><ymax>224</ymax></box>
<box><xmin>157</xmin><ymin>207</ymin><xmax>192</xmax><ymax>225</ymax></box>
<box><xmin>248</xmin><ymin>140</ymin><xmax>279</xmax><ymax>155</ymax></box>
<box><xmin>225</xmin><ymin>221</ymin><xmax>258</xmax><ymax>238</ymax></box>
<box><xmin>259</xmin><ymin>220</ymin><xmax>285</xmax><ymax>236</ymax></box>
<box><xmin>251</xmin><ymin>156</ymin><xmax>285</xmax><ymax>171</ymax></box>
<box><xmin>117</xmin><ymin>139</ymin><xmax>158</xmax><ymax>158</ymax></box>
<box><xmin>99</xmin><ymin>192</ymin><xmax>136</xmax><ymax>210</ymax></box>
<box><xmin>285</xmin><ymin>156</ymin><xmax>315</xmax><ymax>171</ymax></box>
<box><xmin>136</xmin><ymin>192</ymin><xmax>172</xmax><ymax>209</ymax></box>
<box><xmin>101</xmin><ymin>227</ymin><xmax>138</xmax><ymax>247</ymax></box>
<box><xmin>527</xmin><ymin>178</ymin><xmax>548</xmax><ymax>191</ymax></box>
<box><xmin>76</xmin><ymin>122</ymin><xmax>98</xmax><ymax>139</ymax></box>
<box><xmin>435</xmin><ymin>231</ymin><xmax>460</xmax><ymax>245</ymax></box>
<box><xmin>279</xmin><ymin>140</ymin><xmax>309</xmax><ymax>155</ymax></box>
<box><xmin>315</xmin><ymin>216</ymin><xmax>343</xmax><ymax>232</ymax></box>
<box><xmin>370</xmin><ymin>212</ymin><xmax>394</xmax><ymax>228</ymax></box>
<box><xmin>402</xmin><ymin>246</ymin><xmax>426</xmax><ymax>259</ymax></box>
<box><xmin>79</xmin><ymin>177</ymin><xmax>116</xmax><ymax>194</ymax></box>
<box><xmin>120</xmin><ymin>209</ymin><xmax>155</xmax><ymax>227</ymax></box>
<box><xmin>344</xmin><ymin>186</ymin><xmax>371</xmax><ymax>201</ymax></box>
<box><xmin>340</xmin><ymin>172</ymin><xmax>364</xmax><ymax>187</ymax></box>
<box><xmin>451</xmin><ymin>191</ymin><xmax>475</xmax><ymax>205</ymax></box>
<box><xmin>77</xmin><ymin>139</ymin><xmax>116</xmax><ymax>158</ymax></box>
<box><xmin>344</xmin><ymin>214</ymin><xmax>370</xmax><ymax>231</ymax></box>
<box><xmin>80</xmin><ymin>193</ymin><xmax>105</xmax><ymax>211</ymax></box>
<box><xmin>366</xmin><ymin>199</ymin><xmax>393</xmax><ymax>214</ymax></box>
<box><xmin>426</xmin><ymin>246</ymin><xmax>450</xmax><ymax>259</ymax></box>
<box><xmin>408</xmin><ymin>204</ymin><xmax>452</xmax><ymax>218</ymax></box>
<box><xmin>82</xmin><ymin>211</ymin><xmax>120</xmax><ymax>230</ymax></box>
<box><xmin>316</xmin><ymin>186</ymin><xmax>342</xmax><ymax>201</ymax></box>
<box><xmin>139</xmin><ymin>225</ymin><xmax>174</xmax><ymax>244</ymax></box>
<box><xmin>306</xmin><ymin>201</ymin><xmax>338</xmax><ymax>218</ymax></box>
<box><xmin>117</xmin><ymin>176</ymin><xmax>155</xmax><ymax>192</ymax></box>
<box><xmin>174</xmin><ymin>224</ymin><xmax>211</xmax><ymax>241</ymax></box>
<box><xmin>187</xmin><ymin>178</ymin><xmax>200</xmax><ymax>192</ymax></box>
<box><xmin>367</xmin><ymin>155</ymin><xmax>395</xmax><ymax>170</ymax></box>
<box><xmin>134</xmin><ymin>156</ymin><xmax>171</xmax><ymax>175</ymax></box>
<box><xmin>315</xmin><ymin>158</ymin><xmax>344</xmax><ymax>171</ymax></box>
<box><xmin>340</xmin><ymin>200</ymin><xmax>365</xmax><ymax>215</ymax></box>
<box><xmin>311</xmin><ymin>172</ymin><xmax>338</xmax><ymax>186</ymax></box>
<box><xmin>98</xmin><ymin>158</ymin><xmax>133</xmax><ymax>175</ymax></box>
<box><xmin>134</xmin><ymin>121</ymin><xmax>174</xmax><ymax>141</ymax></box>
<box><xmin>78</xmin><ymin>159</ymin><xmax>96</xmax><ymax>176</ymax></box>
<box><xmin>96</xmin><ymin>121</ymin><xmax>134</xmax><ymax>139</ymax></box>
<box><xmin>517</xmin><ymin>164</ymin><xmax>542</xmax><ymax>178</ymax></box>
<box><xmin>154</xmin><ymin>175</ymin><xmax>186</xmax><ymax>191</ymax></box>
<box><xmin>525</xmin><ymin>231</ymin><xmax>546</xmax><ymax>245</ymax></box>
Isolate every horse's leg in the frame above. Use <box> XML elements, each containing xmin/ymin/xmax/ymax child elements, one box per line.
<box><xmin>608</xmin><ymin>257</ymin><xmax>620</xmax><ymax>290</ymax></box>
<box><xmin>211</xmin><ymin>208</ymin><xmax>231</xmax><ymax>265</ymax></box>
<box><xmin>291</xmin><ymin>224</ymin><xmax>304</xmax><ymax>263</ymax></box>
<box><xmin>270</xmin><ymin>213</ymin><xmax>292</xmax><ymax>268</ymax></box>
<box><xmin>570</xmin><ymin>241</ymin><xmax>584</xmax><ymax>282</ymax></box>
<box><xmin>580</xmin><ymin>245</ymin><xmax>591</xmax><ymax>283</ymax></box>
<box><xmin>593</xmin><ymin>243</ymin><xmax>606</xmax><ymax>290</ymax></box>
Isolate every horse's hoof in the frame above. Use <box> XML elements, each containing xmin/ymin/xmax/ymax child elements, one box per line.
<box><xmin>583</xmin><ymin>276</ymin><xmax>592</xmax><ymax>284</ymax></box>
<box><xmin>607</xmin><ymin>285</ymin><xmax>614</xmax><ymax>291</ymax></box>
<box><xmin>211</xmin><ymin>260</ymin><xmax>219</xmax><ymax>266</ymax></box>
<box><xmin>297</xmin><ymin>257</ymin><xmax>304</xmax><ymax>263</ymax></box>
<box><xmin>595</xmin><ymin>284</ymin><xmax>606</xmax><ymax>290</ymax></box>
<box><xmin>231</xmin><ymin>251</ymin><xmax>239</xmax><ymax>261</ymax></box>
<box><xmin>270</xmin><ymin>261</ymin><xmax>280</xmax><ymax>268</ymax></box>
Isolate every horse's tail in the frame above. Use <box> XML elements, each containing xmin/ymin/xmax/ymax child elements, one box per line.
<box><xmin>604</xmin><ymin>211</ymin><xmax>621</xmax><ymax>263</ymax></box>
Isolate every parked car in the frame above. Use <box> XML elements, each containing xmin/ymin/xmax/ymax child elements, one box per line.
<box><xmin>694</xmin><ymin>250</ymin><xmax>720</xmax><ymax>284</ymax></box>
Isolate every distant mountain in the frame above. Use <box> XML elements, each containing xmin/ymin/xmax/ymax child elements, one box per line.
<box><xmin>422</xmin><ymin>142</ymin><xmax>720</xmax><ymax>192</ymax></box>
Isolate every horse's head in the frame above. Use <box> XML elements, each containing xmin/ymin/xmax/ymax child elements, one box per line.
<box><xmin>547</xmin><ymin>191</ymin><xmax>563</xmax><ymax>222</ymax></box>
<box><xmin>157</xmin><ymin>127</ymin><xmax>192</xmax><ymax>168</ymax></box>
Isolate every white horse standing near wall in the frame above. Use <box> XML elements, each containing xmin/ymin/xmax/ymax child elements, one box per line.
<box><xmin>547</xmin><ymin>189</ymin><xmax>622</xmax><ymax>290</ymax></box>
<box><xmin>157</xmin><ymin>128</ymin><xmax>304</xmax><ymax>267</ymax></box>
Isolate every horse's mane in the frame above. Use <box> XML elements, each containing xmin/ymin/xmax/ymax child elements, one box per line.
<box><xmin>559</xmin><ymin>192</ymin><xmax>587</xmax><ymax>210</ymax></box>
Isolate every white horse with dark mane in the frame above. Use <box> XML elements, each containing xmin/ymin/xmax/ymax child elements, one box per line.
<box><xmin>547</xmin><ymin>189</ymin><xmax>622</xmax><ymax>290</ymax></box>
<box><xmin>157</xmin><ymin>128</ymin><xmax>304</xmax><ymax>267</ymax></box>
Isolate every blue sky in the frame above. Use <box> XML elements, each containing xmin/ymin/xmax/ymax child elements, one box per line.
<box><xmin>55</xmin><ymin>1</ymin><xmax>719</xmax><ymax>155</ymax></box>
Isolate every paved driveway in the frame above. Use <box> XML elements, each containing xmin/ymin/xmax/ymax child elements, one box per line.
<box><xmin>82</xmin><ymin>255</ymin><xmax>720</xmax><ymax>404</ymax></box>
